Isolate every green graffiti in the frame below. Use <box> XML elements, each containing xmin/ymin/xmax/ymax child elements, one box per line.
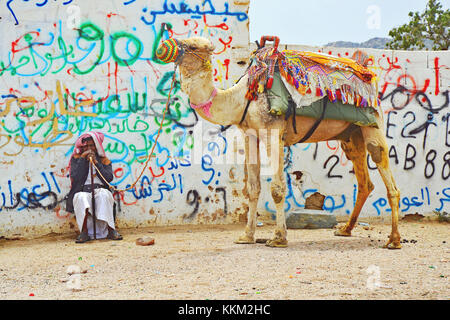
<box><xmin>156</xmin><ymin>71</ymin><xmax>180</xmax><ymax>96</ymax></box>
<box><xmin>110</xmin><ymin>32</ymin><xmax>143</xmax><ymax>67</ymax></box>
<box><xmin>72</xmin><ymin>22</ymin><xmax>105</xmax><ymax>75</ymax></box>
<box><xmin>127</xmin><ymin>93</ymin><xmax>147</xmax><ymax>113</ymax></box>
<box><xmin>105</xmin><ymin>140</ymin><xmax>127</xmax><ymax>155</ymax></box>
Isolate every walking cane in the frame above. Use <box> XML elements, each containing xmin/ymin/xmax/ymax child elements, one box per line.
<box><xmin>89</xmin><ymin>156</ymin><xmax>97</xmax><ymax>240</ymax></box>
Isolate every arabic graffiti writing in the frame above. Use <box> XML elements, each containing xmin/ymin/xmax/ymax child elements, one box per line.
<box><xmin>0</xmin><ymin>172</ymin><xmax>63</xmax><ymax>212</ymax></box>
<box><xmin>1</xmin><ymin>0</ymin><xmax>449</xmax><ymax>240</ymax></box>
<box><xmin>135</xmin><ymin>0</ymin><xmax>248</xmax><ymax>26</ymax></box>
<box><xmin>5</xmin><ymin>0</ymin><xmax>74</xmax><ymax>25</ymax></box>
<box><xmin>0</xmin><ymin>0</ymin><xmax>249</xmax><ymax>238</ymax></box>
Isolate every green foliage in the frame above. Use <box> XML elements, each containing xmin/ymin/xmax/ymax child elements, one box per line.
<box><xmin>386</xmin><ymin>0</ymin><xmax>449</xmax><ymax>50</ymax></box>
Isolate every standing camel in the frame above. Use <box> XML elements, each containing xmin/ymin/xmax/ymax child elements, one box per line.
<box><xmin>156</xmin><ymin>37</ymin><xmax>401</xmax><ymax>249</ymax></box>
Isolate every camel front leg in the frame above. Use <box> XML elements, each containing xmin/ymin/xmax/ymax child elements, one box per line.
<box><xmin>235</xmin><ymin>133</ymin><xmax>260</xmax><ymax>244</ymax></box>
<box><xmin>265</xmin><ymin>130</ymin><xmax>288</xmax><ymax>248</ymax></box>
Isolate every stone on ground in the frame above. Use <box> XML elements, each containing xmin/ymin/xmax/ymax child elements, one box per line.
<box><xmin>286</xmin><ymin>209</ymin><xmax>337</xmax><ymax>229</ymax></box>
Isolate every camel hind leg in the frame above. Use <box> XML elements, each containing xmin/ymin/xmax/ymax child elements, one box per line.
<box><xmin>361</xmin><ymin>126</ymin><xmax>401</xmax><ymax>249</ymax></box>
<box><xmin>334</xmin><ymin>128</ymin><xmax>374</xmax><ymax>237</ymax></box>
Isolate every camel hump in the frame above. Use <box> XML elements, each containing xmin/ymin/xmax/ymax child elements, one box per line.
<box><xmin>351</xmin><ymin>50</ymin><xmax>370</xmax><ymax>67</ymax></box>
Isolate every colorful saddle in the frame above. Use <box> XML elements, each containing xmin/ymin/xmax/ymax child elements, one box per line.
<box><xmin>246</xmin><ymin>36</ymin><xmax>380</xmax><ymax>127</ymax></box>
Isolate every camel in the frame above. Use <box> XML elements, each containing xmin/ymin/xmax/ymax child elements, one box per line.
<box><xmin>156</xmin><ymin>37</ymin><xmax>401</xmax><ymax>249</ymax></box>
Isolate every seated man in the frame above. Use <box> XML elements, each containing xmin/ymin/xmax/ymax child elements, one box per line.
<box><xmin>66</xmin><ymin>131</ymin><xmax>122</xmax><ymax>243</ymax></box>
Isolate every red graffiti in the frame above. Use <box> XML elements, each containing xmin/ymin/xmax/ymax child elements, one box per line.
<box><xmin>116</xmin><ymin>190</ymin><xmax>138</xmax><ymax>206</ymax></box>
<box><xmin>223</xmin><ymin>58</ymin><xmax>230</xmax><ymax>80</ymax></box>
<box><xmin>202</xmin><ymin>15</ymin><xmax>229</xmax><ymax>31</ymax></box>
<box><xmin>378</xmin><ymin>56</ymin><xmax>447</xmax><ymax>112</ymax></box>
<box><xmin>55</xmin><ymin>207</ymin><xmax>70</xmax><ymax>219</ymax></box>
<box><xmin>149</xmin><ymin>165</ymin><xmax>165</xmax><ymax>178</ymax></box>
<box><xmin>114</xmin><ymin>167</ymin><xmax>124</xmax><ymax>179</ymax></box>
<box><xmin>214</xmin><ymin>36</ymin><xmax>233</xmax><ymax>55</ymax></box>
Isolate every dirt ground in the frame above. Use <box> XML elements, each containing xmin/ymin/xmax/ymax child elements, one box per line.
<box><xmin>0</xmin><ymin>218</ymin><xmax>448</xmax><ymax>300</ymax></box>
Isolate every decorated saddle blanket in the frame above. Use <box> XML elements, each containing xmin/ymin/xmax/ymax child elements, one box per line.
<box><xmin>267</xmin><ymin>71</ymin><xmax>378</xmax><ymax>127</ymax></box>
<box><xmin>246</xmin><ymin>46</ymin><xmax>380</xmax><ymax>127</ymax></box>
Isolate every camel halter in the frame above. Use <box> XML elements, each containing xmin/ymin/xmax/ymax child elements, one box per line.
<box><xmin>157</xmin><ymin>38</ymin><xmax>216</xmax><ymax>119</ymax></box>
<box><xmin>156</xmin><ymin>38</ymin><xmax>210</xmax><ymax>65</ymax></box>
<box><xmin>189</xmin><ymin>88</ymin><xmax>217</xmax><ymax>118</ymax></box>
<box><xmin>155</xmin><ymin>38</ymin><xmax>184</xmax><ymax>64</ymax></box>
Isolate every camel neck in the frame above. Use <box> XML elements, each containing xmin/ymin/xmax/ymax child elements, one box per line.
<box><xmin>180</xmin><ymin>68</ymin><xmax>248</xmax><ymax>126</ymax></box>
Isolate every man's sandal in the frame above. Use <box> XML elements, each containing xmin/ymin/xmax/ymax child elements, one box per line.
<box><xmin>75</xmin><ymin>232</ymin><xmax>90</xmax><ymax>243</ymax></box>
<box><xmin>107</xmin><ymin>229</ymin><xmax>123</xmax><ymax>240</ymax></box>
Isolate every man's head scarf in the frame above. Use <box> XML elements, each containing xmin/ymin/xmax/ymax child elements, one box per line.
<box><xmin>68</xmin><ymin>131</ymin><xmax>107</xmax><ymax>180</ymax></box>
<box><xmin>73</xmin><ymin>131</ymin><xmax>106</xmax><ymax>157</ymax></box>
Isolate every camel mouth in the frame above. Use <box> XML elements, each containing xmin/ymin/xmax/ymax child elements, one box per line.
<box><xmin>156</xmin><ymin>38</ymin><xmax>184</xmax><ymax>64</ymax></box>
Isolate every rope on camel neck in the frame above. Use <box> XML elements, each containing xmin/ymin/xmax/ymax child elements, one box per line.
<box><xmin>90</xmin><ymin>65</ymin><xmax>178</xmax><ymax>193</ymax></box>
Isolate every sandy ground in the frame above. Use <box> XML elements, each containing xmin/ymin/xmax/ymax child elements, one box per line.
<box><xmin>0</xmin><ymin>219</ymin><xmax>448</xmax><ymax>300</ymax></box>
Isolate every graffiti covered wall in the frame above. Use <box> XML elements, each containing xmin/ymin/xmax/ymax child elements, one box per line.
<box><xmin>0</xmin><ymin>1</ymin><xmax>449</xmax><ymax>239</ymax></box>
<box><xmin>0</xmin><ymin>0</ymin><xmax>251</xmax><ymax>238</ymax></box>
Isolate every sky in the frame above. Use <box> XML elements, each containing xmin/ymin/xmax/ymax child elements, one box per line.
<box><xmin>249</xmin><ymin>0</ymin><xmax>449</xmax><ymax>46</ymax></box>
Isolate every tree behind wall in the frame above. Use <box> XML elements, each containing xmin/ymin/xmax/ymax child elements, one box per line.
<box><xmin>386</xmin><ymin>0</ymin><xmax>449</xmax><ymax>50</ymax></box>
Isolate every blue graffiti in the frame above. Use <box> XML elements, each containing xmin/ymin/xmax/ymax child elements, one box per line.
<box><xmin>6</xmin><ymin>0</ymin><xmax>74</xmax><ymax>25</ymax></box>
<box><xmin>435</xmin><ymin>187</ymin><xmax>450</xmax><ymax>212</ymax></box>
<box><xmin>370</xmin><ymin>186</ymin><xmax>450</xmax><ymax>215</ymax></box>
<box><xmin>126</xmin><ymin>173</ymin><xmax>183</xmax><ymax>203</ymax></box>
<box><xmin>0</xmin><ymin>172</ymin><xmax>63</xmax><ymax>211</ymax></box>
<box><xmin>139</xmin><ymin>0</ymin><xmax>248</xmax><ymax>25</ymax></box>
<box><xmin>167</xmin><ymin>157</ymin><xmax>191</xmax><ymax>171</ymax></box>
<box><xmin>201</xmin><ymin>154</ymin><xmax>215</xmax><ymax>185</ymax></box>
<box><xmin>323</xmin><ymin>195</ymin><xmax>346</xmax><ymax>213</ymax></box>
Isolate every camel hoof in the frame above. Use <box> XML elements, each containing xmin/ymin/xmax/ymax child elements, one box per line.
<box><xmin>383</xmin><ymin>241</ymin><xmax>402</xmax><ymax>250</ymax></box>
<box><xmin>334</xmin><ymin>228</ymin><xmax>352</xmax><ymax>237</ymax></box>
<box><xmin>234</xmin><ymin>235</ymin><xmax>255</xmax><ymax>244</ymax></box>
<box><xmin>265</xmin><ymin>238</ymin><xmax>288</xmax><ymax>248</ymax></box>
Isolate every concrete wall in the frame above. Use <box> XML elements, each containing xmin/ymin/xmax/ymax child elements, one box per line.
<box><xmin>0</xmin><ymin>0</ymin><xmax>251</xmax><ymax>238</ymax></box>
<box><xmin>0</xmin><ymin>0</ymin><xmax>449</xmax><ymax>238</ymax></box>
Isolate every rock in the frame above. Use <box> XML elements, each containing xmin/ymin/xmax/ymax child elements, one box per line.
<box><xmin>286</xmin><ymin>210</ymin><xmax>337</xmax><ymax>229</ymax></box>
<box><xmin>136</xmin><ymin>237</ymin><xmax>155</xmax><ymax>246</ymax></box>
<box><xmin>304</xmin><ymin>192</ymin><xmax>325</xmax><ymax>210</ymax></box>
<box><xmin>402</xmin><ymin>213</ymin><xmax>424</xmax><ymax>221</ymax></box>
<box><xmin>66</xmin><ymin>265</ymin><xmax>81</xmax><ymax>275</ymax></box>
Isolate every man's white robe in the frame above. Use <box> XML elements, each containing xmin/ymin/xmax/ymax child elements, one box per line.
<box><xmin>74</xmin><ymin>166</ymin><xmax>115</xmax><ymax>239</ymax></box>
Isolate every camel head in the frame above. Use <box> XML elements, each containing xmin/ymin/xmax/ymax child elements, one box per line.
<box><xmin>156</xmin><ymin>37</ymin><xmax>215</xmax><ymax>72</ymax></box>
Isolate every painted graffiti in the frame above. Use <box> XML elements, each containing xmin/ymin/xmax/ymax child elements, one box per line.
<box><xmin>0</xmin><ymin>0</ymin><xmax>449</xmax><ymax>239</ymax></box>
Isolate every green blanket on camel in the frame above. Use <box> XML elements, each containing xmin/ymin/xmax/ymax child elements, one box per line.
<box><xmin>267</xmin><ymin>71</ymin><xmax>379</xmax><ymax>128</ymax></box>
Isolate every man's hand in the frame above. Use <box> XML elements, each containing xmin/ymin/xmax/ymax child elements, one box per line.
<box><xmin>81</xmin><ymin>150</ymin><xmax>97</xmax><ymax>164</ymax></box>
